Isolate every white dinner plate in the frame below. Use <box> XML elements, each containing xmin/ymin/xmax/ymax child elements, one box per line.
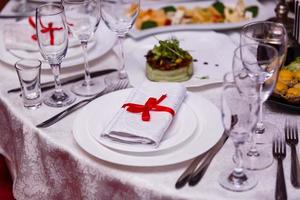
<box><xmin>73</xmin><ymin>89</ymin><xmax>224</xmax><ymax>167</ymax></box>
<box><xmin>86</xmin><ymin>89</ymin><xmax>199</xmax><ymax>153</ymax></box>
<box><xmin>124</xmin><ymin>31</ymin><xmax>236</xmax><ymax>88</ymax></box>
<box><xmin>0</xmin><ymin>22</ymin><xmax>116</xmax><ymax>69</ymax></box>
<box><xmin>129</xmin><ymin>0</ymin><xmax>273</xmax><ymax>39</ymax></box>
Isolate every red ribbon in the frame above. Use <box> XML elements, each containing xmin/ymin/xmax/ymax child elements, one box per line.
<box><xmin>28</xmin><ymin>16</ymin><xmax>63</xmax><ymax>45</ymax></box>
<box><xmin>122</xmin><ymin>94</ymin><xmax>175</xmax><ymax>122</ymax></box>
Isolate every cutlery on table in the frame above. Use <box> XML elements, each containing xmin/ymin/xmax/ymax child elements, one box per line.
<box><xmin>175</xmin><ymin>115</ymin><xmax>237</xmax><ymax>188</ymax></box>
<box><xmin>188</xmin><ymin>133</ymin><xmax>228</xmax><ymax>186</ymax></box>
<box><xmin>273</xmin><ymin>137</ymin><xmax>287</xmax><ymax>200</ymax></box>
<box><xmin>36</xmin><ymin>79</ymin><xmax>129</xmax><ymax>128</ymax></box>
<box><xmin>285</xmin><ymin>119</ymin><xmax>300</xmax><ymax>188</ymax></box>
<box><xmin>8</xmin><ymin>69</ymin><xmax>117</xmax><ymax>93</ymax></box>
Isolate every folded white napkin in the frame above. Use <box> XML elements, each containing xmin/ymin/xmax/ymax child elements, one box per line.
<box><xmin>3</xmin><ymin>20</ymin><xmax>80</xmax><ymax>51</ymax></box>
<box><xmin>101</xmin><ymin>82</ymin><xmax>187</xmax><ymax>147</ymax></box>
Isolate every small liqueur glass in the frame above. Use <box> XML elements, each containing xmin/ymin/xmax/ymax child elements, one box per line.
<box><xmin>15</xmin><ymin>59</ymin><xmax>42</xmax><ymax>109</ymax></box>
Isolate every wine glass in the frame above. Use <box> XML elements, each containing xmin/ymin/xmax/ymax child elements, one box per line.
<box><xmin>101</xmin><ymin>0</ymin><xmax>140</xmax><ymax>83</ymax></box>
<box><xmin>36</xmin><ymin>3</ymin><xmax>76</xmax><ymax>107</ymax></box>
<box><xmin>218</xmin><ymin>72</ymin><xmax>259</xmax><ymax>192</ymax></box>
<box><xmin>63</xmin><ymin>0</ymin><xmax>104</xmax><ymax>97</ymax></box>
<box><xmin>240</xmin><ymin>21</ymin><xmax>288</xmax><ymax>144</ymax></box>
<box><xmin>233</xmin><ymin>43</ymin><xmax>279</xmax><ymax>170</ymax></box>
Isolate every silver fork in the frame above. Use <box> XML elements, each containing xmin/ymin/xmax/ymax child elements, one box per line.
<box><xmin>285</xmin><ymin>119</ymin><xmax>300</xmax><ymax>188</ymax></box>
<box><xmin>36</xmin><ymin>79</ymin><xmax>130</xmax><ymax>128</ymax></box>
<box><xmin>273</xmin><ymin>137</ymin><xmax>287</xmax><ymax>200</ymax></box>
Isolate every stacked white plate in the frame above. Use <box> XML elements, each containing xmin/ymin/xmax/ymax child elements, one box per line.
<box><xmin>72</xmin><ymin>88</ymin><xmax>224</xmax><ymax>167</ymax></box>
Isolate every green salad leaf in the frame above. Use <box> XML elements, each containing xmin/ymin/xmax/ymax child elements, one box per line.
<box><xmin>212</xmin><ymin>1</ymin><xmax>225</xmax><ymax>16</ymax></box>
<box><xmin>245</xmin><ymin>6</ymin><xmax>259</xmax><ymax>18</ymax></box>
<box><xmin>141</xmin><ymin>20</ymin><xmax>158</xmax><ymax>30</ymax></box>
<box><xmin>151</xmin><ymin>38</ymin><xmax>192</xmax><ymax>61</ymax></box>
<box><xmin>162</xmin><ymin>6</ymin><xmax>176</xmax><ymax>13</ymax></box>
<box><xmin>285</xmin><ymin>57</ymin><xmax>300</xmax><ymax>72</ymax></box>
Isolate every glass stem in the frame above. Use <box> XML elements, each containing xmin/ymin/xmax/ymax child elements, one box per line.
<box><xmin>256</xmin><ymin>83</ymin><xmax>265</xmax><ymax>133</ymax></box>
<box><xmin>233</xmin><ymin>143</ymin><xmax>245</xmax><ymax>178</ymax></box>
<box><xmin>50</xmin><ymin>64</ymin><xmax>63</xmax><ymax>94</ymax></box>
<box><xmin>247</xmin><ymin>103</ymin><xmax>260</xmax><ymax>157</ymax></box>
<box><xmin>81</xmin><ymin>41</ymin><xmax>92</xmax><ymax>86</ymax></box>
<box><xmin>117</xmin><ymin>35</ymin><xmax>127</xmax><ymax>79</ymax></box>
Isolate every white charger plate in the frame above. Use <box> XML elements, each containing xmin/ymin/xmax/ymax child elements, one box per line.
<box><xmin>73</xmin><ymin>90</ymin><xmax>224</xmax><ymax>167</ymax></box>
<box><xmin>0</xmin><ymin>22</ymin><xmax>116</xmax><ymax>69</ymax></box>
<box><xmin>86</xmin><ymin>89</ymin><xmax>199</xmax><ymax>153</ymax></box>
<box><xmin>129</xmin><ymin>0</ymin><xmax>273</xmax><ymax>39</ymax></box>
<box><xmin>125</xmin><ymin>31</ymin><xmax>236</xmax><ymax>88</ymax></box>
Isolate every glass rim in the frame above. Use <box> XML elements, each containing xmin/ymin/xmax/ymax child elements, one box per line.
<box><xmin>36</xmin><ymin>3</ymin><xmax>64</xmax><ymax>17</ymax></box>
<box><xmin>233</xmin><ymin>43</ymin><xmax>279</xmax><ymax>65</ymax></box>
<box><xmin>241</xmin><ymin>21</ymin><xmax>287</xmax><ymax>42</ymax></box>
<box><xmin>15</xmin><ymin>59</ymin><xmax>42</xmax><ymax>71</ymax></box>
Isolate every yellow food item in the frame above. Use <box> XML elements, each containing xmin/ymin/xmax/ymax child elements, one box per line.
<box><xmin>277</xmin><ymin>69</ymin><xmax>293</xmax><ymax>85</ymax></box>
<box><xmin>275</xmin><ymin>81</ymin><xmax>288</xmax><ymax>95</ymax></box>
<box><xmin>286</xmin><ymin>87</ymin><xmax>300</xmax><ymax>98</ymax></box>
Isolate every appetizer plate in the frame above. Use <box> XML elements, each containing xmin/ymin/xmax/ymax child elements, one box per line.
<box><xmin>0</xmin><ymin>22</ymin><xmax>116</xmax><ymax>70</ymax></box>
<box><xmin>129</xmin><ymin>0</ymin><xmax>273</xmax><ymax>39</ymax></box>
<box><xmin>124</xmin><ymin>31</ymin><xmax>236</xmax><ymax>88</ymax></box>
<box><xmin>87</xmin><ymin>89</ymin><xmax>200</xmax><ymax>153</ymax></box>
<box><xmin>73</xmin><ymin>89</ymin><xmax>224</xmax><ymax>167</ymax></box>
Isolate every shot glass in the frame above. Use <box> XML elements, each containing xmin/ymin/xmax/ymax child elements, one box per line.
<box><xmin>15</xmin><ymin>59</ymin><xmax>42</xmax><ymax>109</ymax></box>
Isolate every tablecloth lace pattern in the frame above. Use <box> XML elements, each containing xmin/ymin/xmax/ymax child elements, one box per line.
<box><xmin>0</xmin><ymin>91</ymin><xmax>179</xmax><ymax>200</ymax></box>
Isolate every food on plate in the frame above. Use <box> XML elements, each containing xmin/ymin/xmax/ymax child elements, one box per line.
<box><xmin>135</xmin><ymin>0</ymin><xmax>258</xmax><ymax>30</ymax></box>
<box><xmin>274</xmin><ymin>57</ymin><xmax>300</xmax><ymax>103</ymax></box>
<box><xmin>145</xmin><ymin>38</ymin><xmax>193</xmax><ymax>82</ymax></box>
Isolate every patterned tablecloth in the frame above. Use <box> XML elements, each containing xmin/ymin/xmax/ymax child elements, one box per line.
<box><xmin>1</xmin><ymin>1</ymin><xmax>300</xmax><ymax>200</ymax></box>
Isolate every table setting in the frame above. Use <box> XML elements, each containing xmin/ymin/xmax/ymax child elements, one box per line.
<box><xmin>0</xmin><ymin>0</ymin><xmax>300</xmax><ymax>200</ymax></box>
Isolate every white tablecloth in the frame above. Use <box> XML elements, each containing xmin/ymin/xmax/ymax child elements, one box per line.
<box><xmin>1</xmin><ymin>1</ymin><xmax>300</xmax><ymax>200</ymax></box>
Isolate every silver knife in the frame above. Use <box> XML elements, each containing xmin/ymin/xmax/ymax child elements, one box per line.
<box><xmin>8</xmin><ymin>69</ymin><xmax>117</xmax><ymax>93</ymax></box>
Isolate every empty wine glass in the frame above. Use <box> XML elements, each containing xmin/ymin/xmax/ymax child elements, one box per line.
<box><xmin>218</xmin><ymin>72</ymin><xmax>259</xmax><ymax>192</ymax></box>
<box><xmin>240</xmin><ymin>21</ymin><xmax>288</xmax><ymax>144</ymax></box>
<box><xmin>36</xmin><ymin>3</ymin><xmax>76</xmax><ymax>107</ymax></box>
<box><xmin>63</xmin><ymin>0</ymin><xmax>104</xmax><ymax>97</ymax></box>
<box><xmin>233</xmin><ymin>43</ymin><xmax>279</xmax><ymax>170</ymax></box>
<box><xmin>101</xmin><ymin>0</ymin><xmax>140</xmax><ymax>83</ymax></box>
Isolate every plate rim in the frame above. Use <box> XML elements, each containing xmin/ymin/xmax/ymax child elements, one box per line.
<box><xmin>72</xmin><ymin>90</ymin><xmax>224</xmax><ymax>167</ymax></box>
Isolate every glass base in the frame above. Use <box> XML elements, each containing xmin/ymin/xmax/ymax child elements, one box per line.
<box><xmin>219</xmin><ymin>169</ymin><xmax>257</xmax><ymax>192</ymax></box>
<box><xmin>242</xmin><ymin>144</ymin><xmax>273</xmax><ymax>170</ymax></box>
<box><xmin>44</xmin><ymin>90</ymin><xmax>76</xmax><ymax>108</ymax></box>
<box><xmin>255</xmin><ymin>121</ymin><xmax>280</xmax><ymax>144</ymax></box>
<box><xmin>71</xmin><ymin>79</ymin><xmax>105</xmax><ymax>97</ymax></box>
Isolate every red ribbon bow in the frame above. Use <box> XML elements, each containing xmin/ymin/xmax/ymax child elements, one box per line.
<box><xmin>28</xmin><ymin>16</ymin><xmax>63</xmax><ymax>45</ymax></box>
<box><xmin>122</xmin><ymin>94</ymin><xmax>175</xmax><ymax>122</ymax></box>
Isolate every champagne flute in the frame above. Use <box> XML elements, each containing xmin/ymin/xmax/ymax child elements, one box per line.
<box><xmin>218</xmin><ymin>72</ymin><xmax>259</xmax><ymax>192</ymax></box>
<box><xmin>63</xmin><ymin>0</ymin><xmax>104</xmax><ymax>97</ymax></box>
<box><xmin>240</xmin><ymin>21</ymin><xmax>288</xmax><ymax>144</ymax></box>
<box><xmin>101</xmin><ymin>0</ymin><xmax>140</xmax><ymax>83</ymax></box>
<box><xmin>36</xmin><ymin>3</ymin><xmax>76</xmax><ymax>107</ymax></box>
<box><xmin>233</xmin><ymin>43</ymin><xmax>279</xmax><ymax>170</ymax></box>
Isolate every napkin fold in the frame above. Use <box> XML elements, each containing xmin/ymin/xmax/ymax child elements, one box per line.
<box><xmin>3</xmin><ymin>19</ymin><xmax>80</xmax><ymax>52</ymax></box>
<box><xmin>101</xmin><ymin>82</ymin><xmax>187</xmax><ymax>147</ymax></box>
